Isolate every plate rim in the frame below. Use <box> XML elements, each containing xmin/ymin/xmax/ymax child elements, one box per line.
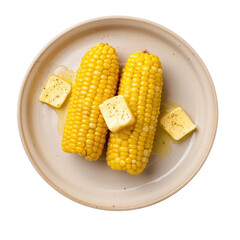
<box><xmin>17</xmin><ymin>16</ymin><xmax>218</xmax><ymax>211</ymax></box>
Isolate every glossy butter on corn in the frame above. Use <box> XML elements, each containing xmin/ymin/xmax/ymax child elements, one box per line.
<box><xmin>99</xmin><ymin>95</ymin><xmax>135</xmax><ymax>133</ymax></box>
<box><xmin>62</xmin><ymin>43</ymin><xmax>119</xmax><ymax>160</ymax></box>
<box><xmin>106</xmin><ymin>51</ymin><xmax>163</xmax><ymax>174</ymax></box>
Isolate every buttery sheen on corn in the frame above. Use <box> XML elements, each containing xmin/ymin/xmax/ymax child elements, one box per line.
<box><xmin>106</xmin><ymin>51</ymin><xmax>163</xmax><ymax>174</ymax></box>
<box><xmin>62</xmin><ymin>43</ymin><xmax>119</xmax><ymax>160</ymax></box>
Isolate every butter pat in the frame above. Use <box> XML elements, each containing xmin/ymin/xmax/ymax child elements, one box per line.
<box><xmin>99</xmin><ymin>95</ymin><xmax>135</xmax><ymax>133</ymax></box>
<box><xmin>160</xmin><ymin>106</ymin><xmax>196</xmax><ymax>141</ymax></box>
<box><xmin>39</xmin><ymin>75</ymin><xmax>71</xmax><ymax>108</ymax></box>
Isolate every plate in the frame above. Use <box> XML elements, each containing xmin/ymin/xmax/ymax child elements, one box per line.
<box><xmin>18</xmin><ymin>16</ymin><xmax>218</xmax><ymax>210</ymax></box>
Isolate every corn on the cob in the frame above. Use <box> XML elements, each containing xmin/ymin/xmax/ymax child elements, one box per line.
<box><xmin>62</xmin><ymin>43</ymin><xmax>119</xmax><ymax>160</ymax></box>
<box><xmin>106</xmin><ymin>51</ymin><xmax>163</xmax><ymax>174</ymax></box>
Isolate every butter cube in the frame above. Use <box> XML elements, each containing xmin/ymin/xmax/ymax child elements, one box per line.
<box><xmin>39</xmin><ymin>75</ymin><xmax>71</xmax><ymax>108</ymax></box>
<box><xmin>99</xmin><ymin>95</ymin><xmax>135</xmax><ymax>133</ymax></box>
<box><xmin>160</xmin><ymin>106</ymin><xmax>196</xmax><ymax>141</ymax></box>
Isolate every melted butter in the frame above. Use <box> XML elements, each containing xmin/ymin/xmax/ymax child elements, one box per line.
<box><xmin>152</xmin><ymin>102</ymin><xmax>180</xmax><ymax>159</ymax></box>
<box><xmin>53</xmin><ymin>65</ymin><xmax>76</xmax><ymax>85</ymax></box>
<box><xmin>51</xmin><ymin>66</ymin><xmax>76</xmax><ymax>136</ymax></box>
<box><xmin>159</xmin><ymin>102</ymin><xmax>179</xmax><ymax>116</ymax></box>
<box><xmin>55</xmin><ymin>97</ymin><xmax>70</xmax><ymax>136</ymax></box>
<box><xmin>152</xmin><ymin>127</ymin><xmax>172</xmax><ymax>159</ymax></box>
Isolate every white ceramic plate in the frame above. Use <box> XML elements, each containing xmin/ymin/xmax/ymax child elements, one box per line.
<box><xmin>18</xmin><ymin>16</ymin><xmax>218</xmax><ymax>210</ymax></box>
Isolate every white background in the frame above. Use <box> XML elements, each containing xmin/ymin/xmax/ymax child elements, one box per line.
<box><xmin>1</xmin><ymin>0</ymin><xmax>239</xmax><ymax>239</ymax></box>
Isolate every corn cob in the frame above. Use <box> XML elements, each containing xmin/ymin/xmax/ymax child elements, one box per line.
<box><xmin>106</xmin><ymin>51</ymin><xmax>163</xmax><ymax>174</ymax></box>
<box><xmin>62</xmin><ymin>43</ymin><xmax>119</xmax><ymax>160</ymax></box>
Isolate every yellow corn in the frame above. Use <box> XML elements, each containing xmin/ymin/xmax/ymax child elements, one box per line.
<box><xmin>106</xmin><ymin>51</ymin><xmax>163</xmax><ymax>174</ymax></box>
<box><xmin>62</xmin><ymin>43</ymin><xmax>119</xmax><ymax>160</ymax></box>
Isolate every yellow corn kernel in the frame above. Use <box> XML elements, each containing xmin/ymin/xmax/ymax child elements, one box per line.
<box><xmin>106</xmin><ymin>50</ymin><xmax>163</xmax><ymax>174</ymax></box>
<box><xmin>62</xmin><ymin>43</ymin><xmax>119</xmax><ymax>160</ymax></box>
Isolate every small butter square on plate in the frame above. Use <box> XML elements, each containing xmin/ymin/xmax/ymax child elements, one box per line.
<box><xmin>160</xmin><ymin>106</ymin><xmax>196</xmax><ymax>141</ymax></box>
<box><xmin>99</xmin><ymin>95</ymin><xmax>135</xmax><ymax>133</ymax></box>
<box><xmin>39</xmin><ymin>75</ymin><xmax>71</xmax><ymax>108</ymax></box>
